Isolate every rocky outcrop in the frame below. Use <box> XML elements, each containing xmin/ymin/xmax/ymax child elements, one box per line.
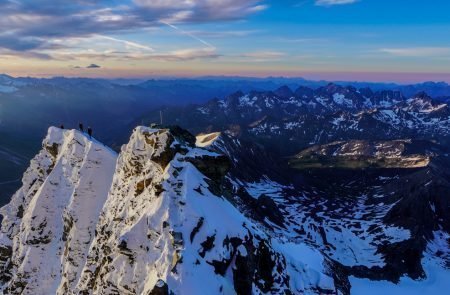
<box><xmin>290</xmin><ymin>139</ymin><xmax>433</xmax><ymax>169</ymax></box>
<box><xmin>74</xmin><ymin>126</ymin><xmax>334</xmax><ymax>294</ymax></box>
<box><xmin>0</xmin><ymin>127</ymin><xmax>335</xmax><ymax>294</ymax></box>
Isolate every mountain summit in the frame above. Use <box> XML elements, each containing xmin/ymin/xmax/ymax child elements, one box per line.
<box><xmin>0</xmin><ymin>127</ymin><xmax>334</xmax><ymax>295</ymax></box>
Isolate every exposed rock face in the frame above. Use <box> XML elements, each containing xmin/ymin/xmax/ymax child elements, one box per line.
<box><xmin>0</xmin><ymin>127</ymin><xmax>335</xmax><ymax>295</ymax></box>
<box><xmin>73</xmin><ymin>126</ymin><xmax>330</xmax><ymax>294</ymax></box>
<box><xmin>290</xmin><ymin>139</ymin><xmax>434</xmax><ymax>169</ymax></box>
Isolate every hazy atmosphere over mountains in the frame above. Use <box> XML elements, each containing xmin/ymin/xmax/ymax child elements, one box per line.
<box><xmin>1</xmin><ymin>0</ymin><xmax>450</xmax><ymax>294</ymax></box>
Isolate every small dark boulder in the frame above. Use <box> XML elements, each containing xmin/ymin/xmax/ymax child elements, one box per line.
<box><xmin>148</xmin><ymin>280</ymin><xmax>169</xmax><ymax>295</ymax></box>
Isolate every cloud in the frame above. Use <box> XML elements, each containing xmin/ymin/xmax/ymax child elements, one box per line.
<box><xmin>0</xmin><ymin>0</ymin><xmax>266</xmax><ymax>59</ymax></box>
<box><xmin>379</xmin><ymin>47</ymin><xmax>450</xmax><ymax>57</ymax></box>
<box><xmin>95</xmin><ymin>35</ymin><xmax>154</xmax><ymax>52</ymax></box>
<box><xmin>161</xmin><ymin>22</ymin><xmax>215</xmax><ymax>48</ymax></box>
<box><xmin>238</xmin><ymin>51</ymin><xmax>286</xmax><ymax>62</ymax></box>
<box><xmin>54</xmin><ymin>46</ymin><xmax>220</xmax><ymax>62</ymax></box>
<box><xmin>184</xmin><ymin>30</ymin><xmax>260</xmax><ymax>38</ymax></box>
<box><xmin>0</xmin><ymin>48</ymin><xmax>52</xmax><ymax>60</ymax></box>
<box><xmin>135</xmin><ymin>0</ymin><xmax>268</xmax><ymax>22</ymax></box>
<box><xmin>242</xmin><ymin>51</ymin><xmax>285</xmax><ymax>58</ymax></box>
<box><xmin>86</xmin><ymin>64</ymin><xmax>101</xmax><ymax>68</ymax></box>
<box><xmin>147</xmin><ymin>48</ymin><xmax>220</xmax><ymax>61</ymax></box>
<box><xmin>315</xmin><ymin>0</ymin><xmax>358</xmax><ymax>6</ymax></box>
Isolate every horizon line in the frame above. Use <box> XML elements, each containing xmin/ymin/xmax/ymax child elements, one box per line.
<box><xmin>2</xmin><ymin>71</ymin><xmax>450</xmax><ymax>85</ymax></box>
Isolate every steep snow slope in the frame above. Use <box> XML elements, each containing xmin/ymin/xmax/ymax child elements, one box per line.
<box><xmin>75</xmin><ymin>126</ymin><xmax>334</xmax><ymax>295</ymax></box>
<box><xmin>0</xmin><ymin>128</ymin><xmax>117</xmax><ymax>294</ymax></box>
<box><xmin>195</xmin><ymin>133</ymin><xmax>450</xmax><ymax>293</ymax></box>
<box><xmin>0</xmin><ymin>127</ymin><xmax>335</xmax><ymax>295</ymax></box>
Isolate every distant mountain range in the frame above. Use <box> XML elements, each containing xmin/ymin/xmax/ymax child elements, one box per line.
<box><xmin>1</xmin><ymin>75</ymin><xmax>450</xmax><ymax>206</ymax></box>
<box><xmin>2</xmin><ymin>73</ymin><xmax>450</xmax><ymax>101</ymax></box>
<box><xmin>139</xmin><ymin>84</ymin><xmax>450</xmax><ymax>156</ymax></box>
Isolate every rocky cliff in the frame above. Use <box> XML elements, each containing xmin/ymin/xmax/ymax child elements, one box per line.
<box><xmin>0</xmin><ymin>127</ymin><xmax>334</xmax><ymax>295</ymax></box>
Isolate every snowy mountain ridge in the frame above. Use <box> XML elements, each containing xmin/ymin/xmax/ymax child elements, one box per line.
<box><xmin>0</xmin><ymin>127</ymin><xmax>117</xmax><ymax>294</ymax></box>
<box><xmin>0</xmin><ymin>127</ymin><xmax>335</xmax><ymax>295</ymax></box>
<box><xmin>161</xmin><ymin>86</ymin><xmax>450</xmax><ymax>156</ymax></box>
<box><xmin>1</xmin><ymin>123</ymin><xmax>449</xmax><ymax>294</ymax></box>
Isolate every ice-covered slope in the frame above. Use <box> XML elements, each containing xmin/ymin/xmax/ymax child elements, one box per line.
<box><xmin>0</xmin><ymin>128</ymin><xmax>117</xmax><ymax>294</ymax></box>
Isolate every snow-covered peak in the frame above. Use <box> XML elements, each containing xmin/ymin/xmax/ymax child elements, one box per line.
<box><xmin>1</xmin><ymin>126</ymin><xmax>334</xmax><ymax>294</ymax></box>
<box><xmin>0</xmin><ymin>127</ymin><xmax>117</xmax><ymax>294</ymax></box>
<box><xmin>405</xmin><ymin>95</ymin><xmax>448</xmax><ymax>114</ymax></box>
<box><xmin>333</xmin><ymin>93</ymin><xmax>354</xmax><ymax>107</ymax></box>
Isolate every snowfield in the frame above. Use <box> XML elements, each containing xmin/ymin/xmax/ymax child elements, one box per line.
<box><xmin>350</xmin><ymin>254</ymin><xmax>450</xmax><ymax>295</ymax></box>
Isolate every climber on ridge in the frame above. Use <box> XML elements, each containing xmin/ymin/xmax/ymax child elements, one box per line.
<box><xmin>87</xmin><ymin>127</ymin><xmax>93</xmax><ymax>138</ymax></box>
<box><xmin>79</xmin><ymin>122</ymin><xmax>84</xmax><ymax>132</ymax></box>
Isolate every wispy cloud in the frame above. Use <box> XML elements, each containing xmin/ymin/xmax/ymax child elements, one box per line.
<box><xmin>94</xmin><ymin>35</ymin><xmax>155</xmax><ymax>52</ymax></box>
<box><xmin>0</xmin><ymin>0</ymin><xmax>266</xmax><ymax>60</ymax></box>
<box><xmin>161</xmin><ymin>22</ymin><xmax>215</xmax><ymax>49</ymax></box>
<box><xmin>54</xmin><ymin>47</ymin><xmax>219</xmax><ymax>63</ymax></box>
<box><xmin>136</xmin><ymin>0</ymin><xmax>268</xmax><ymax>22</ymax></box>
<box><xmin>148</xmin><ymin>48</ymin><xmax>220</xmax><ymax>62</ymax></box>
<box><xmin>183</xmin><ymin>30</ymin><xmax>261</xmax><ymax>38</ymax></box>
<box><xmin>379</xmin><ymin>47</ymin><xmax>450</xmax><ymax>57</ymax></box>
<box><xmin>315</xmin><ymin>0</ymin><xmax>358</xmax><ymax>6</ymax></box>
<box><xmin>239</xmin><ymin>51</ymin><xmax>286</xmax><ymax>62</ymax></box>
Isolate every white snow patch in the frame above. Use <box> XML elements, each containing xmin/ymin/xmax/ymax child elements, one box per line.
<box><xmin>333</xmin><ymin>93</ymin><xmax>353</xmax><ymax>107</ymax></box>
<box><xmin>195</xmin><ymin>132</ymin><xmax>221</xmax><ymax>148</ymax></box>
<box><xmin>350</xmin><ymin>255</ymin><xmax>450</xmax><ymax>295</ymax></box>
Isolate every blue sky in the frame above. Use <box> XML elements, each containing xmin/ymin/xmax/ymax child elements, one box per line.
<box><xmin>1</xmin><ymin>0</ymin><xmax>450</xmax><ymax>82</ymax></box>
